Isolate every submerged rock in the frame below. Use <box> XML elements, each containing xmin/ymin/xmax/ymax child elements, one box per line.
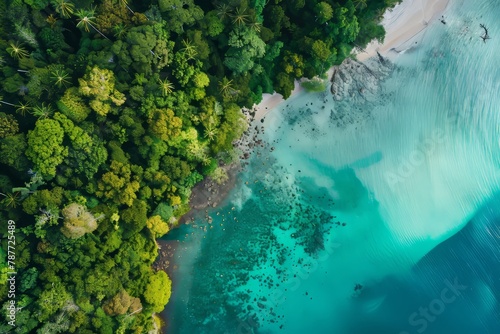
<box><xmin>325</xmin><ymin>56</ymin><xmax>395</xmax><ymax>128</ymax></box>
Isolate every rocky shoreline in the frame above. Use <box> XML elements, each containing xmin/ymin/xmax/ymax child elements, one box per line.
<box><xmin>153</xmin><ymin>107</ymin><xmax>263</xmax><ymax>274</ymax></box>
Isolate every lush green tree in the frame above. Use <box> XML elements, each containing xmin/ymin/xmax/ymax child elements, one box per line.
<box><xmin>158</xmin><ymin>0</ymin><xmax>203</xmax><ymax>34</ymax></box>
<box><xmin>147</xmin><ymin>108</ymin><xmax>182</xmax><ymax>142</ymax></box>
<box><xmin>36</xmin><ymin>282</ymin><xmax>72</xmax><ymax>322</ymax></box>
<box><xmin>96</xmin><ymin>0</ymin><xmax>131</xmax><ymax>35</ymax></box>
<box><xmin>121</xmin><ymin>199</ymin><xmax>148</xmax><ymax>237</ymax></box>
<box><xmin>6</xmin><ymin>41</ymin><xmax>29</xmax><ymax>59</ymax></box>
<box><xmin>78</xmin><ymin>66</ymin><xmax>126</xmax><ymax>116</ymax></box>
<box><xmin>146</xmin><ymin>215</ymin><xmax>169</xmax><ymax>237</ymax></box>
<box><xmin>112</xmin><ymin>23</ymin><xmax>173</xmax><ymax>76</ymax></box>
<box><xmin>57</xmin><ymin>87</ymin><xmax>92</xmax><ymax>123</ymax></box>
<box><xmin>224</xmin><ymin>25</ymin><xmax>266</xmax><ymax>74</ymax></box>
<box><xmin>19</xmin><ymin>267</ymin><xmax>39</xmax><ymax>292</ymax></box>
<box><xmin>315</xmin><ymin>2</ymin><xmax>334</xmax><ymax>24</ymax></box>
<box><xmin>96</xmin><ymin>160</ymin><xmax>140</xmax><ymax>207</ymax></box>
<box><xmin>26</xmin><ymin>119</ymin><xmax>68</xmax><ymax>179</ymax></box>
<box><xmin>143</xmin><ymin>270</ymin><xmax>171</xmax><ymax>312</ymax></box>
<box><xmin>203</xmin><ymin>10</ymin><xmax>225</xmax><ymax>37</ymax></box>
<box><xmin>54</xmin><ymin>112</ymin><xmax>108</xmax><ymax>179</ymax></box>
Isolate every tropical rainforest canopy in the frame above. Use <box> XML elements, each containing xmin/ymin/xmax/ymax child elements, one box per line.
<box><xmin>0</xmin><ymin>0</ymin><xmax>397</xmax><ymax>332</ymax></box>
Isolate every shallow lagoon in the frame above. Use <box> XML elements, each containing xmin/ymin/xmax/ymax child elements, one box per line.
<box><xmin>164</xmin><ymin>0</ymin><xmax>500</xmax><ymax>333</ymax></box>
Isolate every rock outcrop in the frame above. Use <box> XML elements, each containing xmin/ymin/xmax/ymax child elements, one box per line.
<box><xmin>330</xmin><ymin>55</ymin><xmax>394</xmax><ymax>103</ymax></box>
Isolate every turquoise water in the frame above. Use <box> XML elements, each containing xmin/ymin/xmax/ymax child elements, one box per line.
<box><xmin>164</xmin><ymin>0</ymin><xmax>500</xmax><ymax>333</ymax></box>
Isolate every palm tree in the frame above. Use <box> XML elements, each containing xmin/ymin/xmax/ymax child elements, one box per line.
<box><xmin>204</xmin><ymin>125</ymin><xmax>218</xmax><ymax>141</ymax></box>
<box><xmin>75</xmin><ymin>8</ymin><xmax>109</xmax><ymax>40</ymax></box>
<box><xmin>217</xmin><ymin>4</ymin><xmax>231</xmax><ymax>20</ymax></box>
<box><xmin>0</xmin><ymin>192</ymin><xmax>20</xmax><ymax>209</ymax></box>
<box><xmin>6</xmin><ymin>42</ymin><xmax>29</xmax><ymax>59</ymax></box>
<box><xmin>218</xmin><ymin>78</ymin><xmax>239</xmax><ymax>98</ymax></box>
<box><xmin>113</xmin><ymin>23</ymin><xmax>127</xmax><ymax>39</ymax></box>
<box><xmin>51</xmin><ymin>69</ymin><xmax>71</xmax><ymax>88</ymax></box>
<box><xmin>16</xmin><ymin>102</ymin><xmax>32</xmax><ymax>116</ymax></box>
<box><xmin>232</xmin><ymin>7</ymin><xmax>249</xmax><ymax>26</ymax></box>
<box><xmin>32</xmin><ymin>103</ymin><xmax>54</xmax><ymax>119</ymax></box>
<box><xmin>51</xmin><ymin>0</ymin><xmax>75</xmax><ymax>18</ymax></box>
<box><xmin>180</xmin><ymin>39</ymin><xmax>197</xmax><ymax>60</ymax></box>
<box><xmin>247</xmin><ymin>19</ymin><xmax>262</xmax><ymax>33</ymax></box>
<box><xmin>158</xmin><ymin>78</ymin><xmax>175</xmax><ymax>96</ymax></box>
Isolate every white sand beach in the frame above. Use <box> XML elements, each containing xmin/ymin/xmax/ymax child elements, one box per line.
<box><xmin>252</xmin><ymin>0</ymin><xmax>450</xmax><ymax>120</ymax></box>
<box><xmin>357</xmin><ymin>0</ymin><xmax>450</xmax><ymax>61</ymax></box>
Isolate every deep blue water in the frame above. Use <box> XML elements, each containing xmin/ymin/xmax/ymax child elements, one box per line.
<box><xmin>164</xmin><ymin>0</ymin><xmax>500</xmax><ymax>333</ymax></box>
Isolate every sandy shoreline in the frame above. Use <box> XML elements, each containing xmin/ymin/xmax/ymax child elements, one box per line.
<box><xmin>253</xmin><ymin>0</ymin><xmax>450</xmax><ymax>120</ymax></box>
<box><xmin>357</xmin><ymin>0</ymin><xmax>450</xmax><ymax>61</ymax></box>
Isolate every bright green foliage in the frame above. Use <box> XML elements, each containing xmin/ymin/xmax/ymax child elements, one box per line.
<box><xmin>282</xmin><ymin>51</ymin><xmax>305</xmax><ymax>78</ymax></box>
<box><xmin>315</xmin><ymin>2</ymin><xmax>334</xmax><ymax>24</ymax></box>
<box><xmin>143</xmin><ymin>270</ymin><xmax>171</xmax><ymax>312</ymax></box>
<box><xmin>193</xmin><ymin>72</ymin><xmax>210</xmax><ymax>88</ymax></box>
<box><xmin>36</xmin><ymin>282</ymin><xmax>71</xmax><ymax>322</ymax></box>
<box><xmin>146</xmin><ymin>215</ymin><xmax>169</xmax><ymax>237</ymax></box>
<box><xmin>26</xmin><ymin>119</ymin><xmax>68</xmax><ymax>179</ymax></box>
<box><xmin>54</xmin><ymin>112</ymin><xmax>108</xmax><ymax>179</ymax></box>
<box><xmin>51</xmin><ymin>69</ymin><xmax>71</xmax><ymax>88</ymax></box>
<box><xmin>143</xmin><ymin>168</ymin><xmax>171</xmax><ymax>198</ymax></box>
<box><xmin>210</xmin><ymin>166</ymin><xmax>229</xmax><ymax>185</ymax></box>
<box><xmin>78</xmin><ymin>66</ymin><xmax>126</xmax><ymax>116</ymax></box>
<box><xmin>57</xmin><ymin>87</ymin><xmax>92</xmax><ymax>122</ymax></box>
<box><xmin>60</xmin><ymin>203</ymin><xmax>99</xmax><ymax>239</ymax></box>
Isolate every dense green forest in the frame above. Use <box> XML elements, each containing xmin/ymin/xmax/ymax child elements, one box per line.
<box><xmin>0</xmin><ymin>0</ymin><xmax>397</xmax><ymax>332</ymax></box>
